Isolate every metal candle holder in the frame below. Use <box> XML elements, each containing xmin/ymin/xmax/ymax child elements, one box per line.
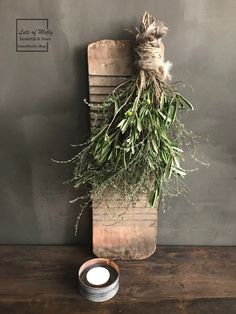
<box><xmin>78</xmin><ymin>258</ymin><xmax>120</xmax><ymax>302</ymax></box>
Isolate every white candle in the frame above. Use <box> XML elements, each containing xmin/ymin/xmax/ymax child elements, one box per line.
<box><xmin>86</xmin><ymin>266</ymin><xmax>110</xmax><ymax>285</ymax></box>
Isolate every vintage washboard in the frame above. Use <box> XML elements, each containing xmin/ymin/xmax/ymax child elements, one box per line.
<box><xmin>88</xmin><ymin>40</ymin><xmax>158</xmax><ymax>260</ymax></box>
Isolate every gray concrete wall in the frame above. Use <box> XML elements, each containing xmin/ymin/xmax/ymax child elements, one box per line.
<box><xmin>0</xmin><ymin>0</ymin><xmax>235</xmax><ymax>245</ymax></box>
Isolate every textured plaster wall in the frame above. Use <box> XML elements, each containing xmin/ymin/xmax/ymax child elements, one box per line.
<box><xmin>0</xmin><ymin>0</ymin><xmax>236</xmax><ymax>244</ymax></box>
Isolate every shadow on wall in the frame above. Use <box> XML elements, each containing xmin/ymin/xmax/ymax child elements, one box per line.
<box><xmin>64</xmin><ymin>46</ymin><xmax>92</xmax><ymax>246</ymax></box>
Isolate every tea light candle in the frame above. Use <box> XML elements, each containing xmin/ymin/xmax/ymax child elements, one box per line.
<box><xmin>78</xmin><ymin>258</ymin><xmax>120</xmax><ymax>302</ymax></box>
<box><xmin>86</xmin><ymin>266</ymin><xmax>110</xmax><ymax>285</ymax></box>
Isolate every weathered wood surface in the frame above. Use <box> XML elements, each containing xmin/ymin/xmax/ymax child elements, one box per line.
<box><xmin>87</xmin><ymin>40</ymin><xmax>161</xmax><ymax>260</ymax></box>
<box><xmin>88</xmin><ymin>40</ymin><xmax>134</xmax><ymax>76</ymax></box>
<box><xmin>0</xmin><ymin>246</ymin><xmax>236</xmax><ymax>313</ymax></box>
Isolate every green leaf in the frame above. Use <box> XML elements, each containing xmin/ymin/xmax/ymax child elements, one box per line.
<box><xmin>171</xmin><ymin>98</ymin><xmax>178</xmax><ymax>123</ymax></box>
<box><xmin>159</xmin><ymin>92</ymin><xmax>165</xmax><ymax>109</ymax></box>
<box><xmin>131</xmin><ymin>144</ymin><xmax>135</xmax><ymax>154</ymax></box>
<box><xmin>165</xmin><ymin>157</ymin><xmax>173</xmax><ymax>179</ymax></box>
<box><xmin>161</xmin><ymin>150</ymin><xmax>168</xmax><ymax>164</ymax></box>
<box><xmin>108</xmin><ymin>150</ymin><xmax>113</xmax><ymax>161</ymax></box>
<box><xmin>158</xmin><ymin>110</ymin><xmax>167</xmax><ymax>120</ymax></box>
<box><xmin>104</xmin><ymin>133</ymin><xmax>110</xmax><ymax>142</ymax></box>
<box><xmin>137</xmin><ymin>118</ymin><xmax>142</xmax><ymax>132</ymax></box>
<box><xmin>147</xmin><ymin>157</ymin><xmax>155</xmax><ymax>169</ymax></box>
<box><xmin>121</xmin><ymin>118</ymin><xmax>130</xmax><ymax>134</ymax></box>
<box><xmin>160</xmin><ymin>129</ymin><xmax>171</xmax><ymax>143</ymax></box>
<box><xmin>117</xmin><ymin>119</ymin><xmax>126</xmax><ymax>129</ymax></box>
<box><xmin>94</xmin><ymin>141</ymin><xmax>102</xmax><ymax>155</ymax></box>
<box><xmin>114</xmin><ymin>99</ymin><xmax>119</xmax><ymax>115</ymax></box>
<box><xmin>173</xmin><ymin>166</ymin><xmax>186</xmax><ymax>177</ymax></box>
<box><xmin>151</xmin><ymin>138</ymin><xmax>159</xmax><ymax>154</ymax></box>
<box><xmin>173</xmin><ymin>155</ymin><xmax>180</xmax><ymax>168</ymax></box>
<box><xmin>149</xmin><ymin>184</ymin><xmax>160</xmax><ymax>207</ymax></box>
<box><xmin>176</xmin><ymin>93</ymin><xmax>194</xmax><ymax>110</ymax></box>
<box><xmin>172</xmin><ymin>146</ymin><xmax>183</xmax><ymax>153</ymax></box>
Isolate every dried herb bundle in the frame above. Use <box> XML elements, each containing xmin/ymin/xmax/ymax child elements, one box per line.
<box><xmin>54</xmin><ymin>12</ymin><xmax>198</xmax><ymax>231</ymax></box>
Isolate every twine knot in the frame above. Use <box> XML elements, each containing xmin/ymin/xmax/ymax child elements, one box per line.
<box><xmin>134</xmin><ymin>12</ymin><xmax>172</xmax><ymax>81</ymax></box>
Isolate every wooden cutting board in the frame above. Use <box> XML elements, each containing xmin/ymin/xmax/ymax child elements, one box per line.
<box><xmin>87</xmin><ymin>40</ymin><xmax>159</xmax><ymax>260</ymax></box>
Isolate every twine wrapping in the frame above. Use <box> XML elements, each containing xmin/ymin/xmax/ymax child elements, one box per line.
<box><xmin>134</xmin><ymin>12</ymin><xmax>172</xmax><ymax>81</ymax></box>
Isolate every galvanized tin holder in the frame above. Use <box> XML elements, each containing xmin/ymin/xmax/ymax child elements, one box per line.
<box><xmin>78</xmin><ymin>258</ymin><xmax>120</xmax><ymax>302</ymax></box>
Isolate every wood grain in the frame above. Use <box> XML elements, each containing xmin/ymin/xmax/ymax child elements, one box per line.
<box><xmin>0</xmin><ymin>246</ymin><xmax>236</xmax><ymax>313</ymax></box>
<box><xmin>89</xmin><ymin>75</ymin><xmax>129</xmax><ymax>87</ymax></box>
<box><xmin>87</xmin><ymin>40</ymin><xmax>161</xmax><ymax>260</ymax></box>
<box><xmin>88</xmin><ymin>40</ymin><xmax>134</xmax><ymax>76</ymax></box>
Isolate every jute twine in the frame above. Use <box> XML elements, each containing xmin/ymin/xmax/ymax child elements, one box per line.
<box><xmin>134</xmin><ymin>12</ymin><xmax>172</xmax><ymax>82</ymax></box>
<box><xmin>90</xmin><ymin>12</ymin><xmax>172</xmax><ymax>129</ymax></box>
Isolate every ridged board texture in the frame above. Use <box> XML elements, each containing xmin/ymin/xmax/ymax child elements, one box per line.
<box><xmin>88</xmin><ymin>40</ymin><xmax>159</xmax><ymax>260</ymax></box>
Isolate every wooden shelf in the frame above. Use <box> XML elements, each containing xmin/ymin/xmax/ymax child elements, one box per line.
<box><xmin>0</xmin><ymin>246</ymin><xmax>236</xmax><ymax>313</ymax></box>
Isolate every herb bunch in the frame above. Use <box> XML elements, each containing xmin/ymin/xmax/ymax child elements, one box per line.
<box><xmin>54</xmin><ymin>12</ymin><xmax>197</xmax><ymax>230</ymax></box>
